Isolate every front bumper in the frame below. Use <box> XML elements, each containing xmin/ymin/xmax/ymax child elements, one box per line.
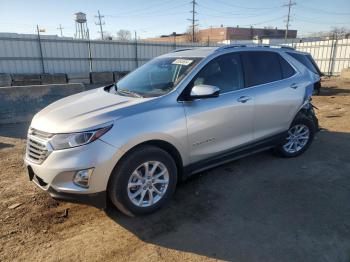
<box><xmin>48</xmin><ymin>187</ymin><xmax>107</xmax><ymax>208</ymax></box>
<box><xmin>26</xmin><ymin>166</ymin><xmax>107</xmax><ymax>208</ymax></box>
<box><xmin>25</xmin><ymin>139</ymin><xmax>124</xmax><ymax>208</ymax></box>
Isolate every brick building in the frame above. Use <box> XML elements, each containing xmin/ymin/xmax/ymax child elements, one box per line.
<box><xmin>144</xmin><ymin>26</ymin><xmax>297</xmax><ymax>43</ymax></box>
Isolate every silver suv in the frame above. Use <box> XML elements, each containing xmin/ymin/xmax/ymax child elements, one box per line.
<box><xmin>25</xmin><ymin>45</ymin><xmax>319</xmax><ymax>216</ymax></box>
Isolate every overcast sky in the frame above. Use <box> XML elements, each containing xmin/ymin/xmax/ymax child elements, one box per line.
<box><xmin>0</xmin><ymin>0</ymin><xmax>349</xmax><ymax>39</ymax></box>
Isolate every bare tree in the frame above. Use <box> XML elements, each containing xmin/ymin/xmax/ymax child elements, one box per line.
<box><xmin>330</xmin><ymin>27</ymin><xmax>350</xmax><ymax>38</ymax></box>
<box><xmin>96</xmin><ymin>32</ymin><xmax>113</xmax><ymax>40</ymax></box>
<box><xmin>116</xmin><ymin>29</ymin><xmax>132</xmax><ymax>41</ymax></box>
<box><xmin>184</xmin><ymin>26</ymin><xmax>201</xmax><ymax>42</ymax></box>
<box><xmin>305</xmin><ymin>27</ymin><xmax>350</xmax><ymax>39</ymax></box>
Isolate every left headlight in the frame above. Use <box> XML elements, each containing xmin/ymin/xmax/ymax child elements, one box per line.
<box><xmin>49</xmin><ymin>125</ymin><xmax>112</xmax><ymax>150</ymax></box>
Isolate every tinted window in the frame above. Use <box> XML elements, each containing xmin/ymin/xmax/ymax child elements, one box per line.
<box><xmin>279</xmin><ymin>56</ymin><xmax>296</xmax><ymax>78</ymax></box>
<box><xmin>287</xmin><ymin>52</ymin><xmax>319</xmax><ymax>75</ymax></box>
<box><xmin>192</xmin><ymin>53</ymin><xmax>244</xmax><ymax>93</ymax></box>
<box><xmin>241</xmin><ymin>51</ymin><xmax>282</xmax><ymax>87</ymax></box>
<box><xmin>306</xmin><ymin>54</ymin><xmax>322</xmax><ymax>75</ymax></box>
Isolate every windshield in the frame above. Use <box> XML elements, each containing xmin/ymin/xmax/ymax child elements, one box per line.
<box><xmin>114</xmin><ymin>57</ymin><xmax>201</xmax><ymax>97</ymax></box>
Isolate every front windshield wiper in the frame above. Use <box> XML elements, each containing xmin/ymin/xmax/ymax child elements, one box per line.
<box><xmin>115</xmin><ymin>85</ymin><xmax>143</xmax><ymax>98</ymax></box>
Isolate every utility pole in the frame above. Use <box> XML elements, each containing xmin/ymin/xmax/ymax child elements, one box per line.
<box><xmin>134</xmin><ymin>31</ymin><xmax>138</xmax><ymax>68</ymax></box>
<box><xmin>188</xmin><ymin>0</ymin><xmax>198</xmax><ymax>42</ymax></box>
<box><xmin>57</xmin><ymin>24</ymin><xmax>64</xmax><ymax>37</ymax></box>
<box><xmin>95</xmin><ymin>10</ymin><xmax>105</xmax><ymax>39</ymax></box>
<box><xmin>283</xmin><ymin>0</ymin><xmax>296</xmax><ymax>40</ymax></box>
<box><xmin>36</xmin><ymin>25</ymin><xmax>45</xmax><ymax>74</ymax></box>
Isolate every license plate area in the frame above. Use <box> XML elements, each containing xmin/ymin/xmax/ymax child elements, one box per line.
<box><xmin>27</xmin><ymin>166</ymin><xmax>34</xmax><ymax>181</ymax></box>
<box><xmin>27</xmin><ymin>166</ymin><xmax>48</xmax><ymax>189</ymax></box>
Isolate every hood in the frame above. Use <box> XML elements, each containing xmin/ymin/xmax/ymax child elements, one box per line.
<box><xmin>31</xmin><ymin>87</ymin><xmax>150</xmax><ymax>133</ymax></box>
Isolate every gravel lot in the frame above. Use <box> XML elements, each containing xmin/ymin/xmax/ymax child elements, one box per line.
<box><xmin>1</xmin><ymin>77</ymin><xmax>350</xmax><ymax>262</ymax></box>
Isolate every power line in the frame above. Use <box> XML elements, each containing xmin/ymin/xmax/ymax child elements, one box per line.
<box><xmin>187</xmin><ymin>0</ymin><xmax>198</xmax><ymax>42</ymax></box>
<box><xmin>241</xmin><ymin>16</ymin><xmax>286</xmax><ymax>27</ymax></box>
<box><xmin>57</xmin><ymin>24</ymin><xmax>64</xmax><ymax>37</ymax></box>
<box><xmin>214</xmin><ymin>0</ymin><xmax>280</xmax><ymax>10</ymax></box>
<box><xmin>104</xmin><ymin>0</ymin><xmax>175</xmax><ymax>17</ymax></box>
<box><xmin>296</xmin><ymin>4</ymin><xmax>350</xmax><ymax>16</ymax></box>
<box><xmin>295</xmin><ymin>15</ymin><xmax>350</xmax><ymax>25</ymax></box>
<box><xmin>95</xmin><ymin>10</ymin><xmax>105</xmax><ymax>39</ymax></box>
<box><xmin>283</xmin><ymin>0</ymin><xmax>296</xmax><ymax>40</ymax></box>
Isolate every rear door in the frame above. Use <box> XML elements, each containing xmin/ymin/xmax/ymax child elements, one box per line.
<box><xmin>241</xmin><ymin>51</ymin><xmax>304</xmax><ymax>141</ymax></box>
<box><xmin>183</xmin><ymin>52</ymin><xmax>255</xmax><ymax>163</ymax></box>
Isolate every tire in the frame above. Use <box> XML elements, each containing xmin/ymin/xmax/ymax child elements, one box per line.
<box><xmin>108</xmin><ymin>145</ymin><xmax>177</xmax><ymax>216</ymax></box>
<box><xmin>275</xmin><ymin>115</ymin><xmax>315</xmax><ymax>158</ymax></box>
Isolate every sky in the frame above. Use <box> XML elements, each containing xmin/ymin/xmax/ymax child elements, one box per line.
<box><xmin>0</xmin><ymin>0</ymin><xmax>349</xmax><ymax>39</ymax></box>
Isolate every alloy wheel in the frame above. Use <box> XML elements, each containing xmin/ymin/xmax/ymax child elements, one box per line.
<box><xmin>127</xmin><ymin>161</ymin><xmax>169</xmax><ymax>207</ymax></box>
<box><xmin>283</xmin><ymin>124</ymin><xmax>310</xmax><ymax>154</ymax></box>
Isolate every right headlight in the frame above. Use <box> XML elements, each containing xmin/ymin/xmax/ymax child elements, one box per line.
<box><xmin>49</xmin><ymin>125</ymin><xmax>112</xmax><ymax>150</ymax></box>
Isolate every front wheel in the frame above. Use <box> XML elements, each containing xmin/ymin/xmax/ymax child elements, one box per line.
<box><xmin>108</xmin><ymin>145</ymin><xmax>177</xmax><ymax>216</ymax></box>
<box><xmin>275</xmin><ymin>116</ymin><xmax>315</xmax><ymax>157</ymax></box>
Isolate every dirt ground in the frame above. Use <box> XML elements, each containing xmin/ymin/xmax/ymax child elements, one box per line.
<box><xmin>1</xmin><ymin>77</ymin><xmax>350</xmax><ymax>262</ymax></box>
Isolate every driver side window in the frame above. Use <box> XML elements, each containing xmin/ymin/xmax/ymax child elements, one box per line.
<box><xmin>193</xmin><ymin>53</ymin><xmax>245</xmax><ymax>94</ymax></box>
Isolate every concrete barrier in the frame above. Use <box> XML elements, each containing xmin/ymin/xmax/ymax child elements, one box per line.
<box><xmin>0</xmin><ymin>74</ymin><xmax>12</xmax><ymax>87</ymax></box>
<box><xmin>340</xmin><ymin>68</ymin><xmax>350</xmax><ymax>82</ymax></box>
<box><xmin>91</xmin><ymin>72</ymin><xmax>114</xmax><ymax>84</ymax></box>
<box><xmin>11</xmin><ymin>74</ymin><xmax>41</xmax><ymax>86</ymax></box>
<box><xmin>113</xmin><ymin>71</ymin><xmax>129</xmax><ymax>82</ymax></box>
<box><xmin>0</xmin><ymin>83</ymin><xmax>86</xmax><ymax>124</ymax></box>
<box><xmin>67</xmin><ymin>73</ymin><xmax>91</xmax><ymax>84</ymax></box>
<box><xmin>41</xmin><ymin>74</ymin><xmax>67</xmax><ymax>84</ymax></box>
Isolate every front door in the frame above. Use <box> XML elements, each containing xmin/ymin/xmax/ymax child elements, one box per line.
<box><xmin>182</xmin><ymin>53</ymin><xmax>255</xmax><ymax>163</ymax></box>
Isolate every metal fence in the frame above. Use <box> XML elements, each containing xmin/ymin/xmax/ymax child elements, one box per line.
<box><xmin>0</xmin><ymin>35</ymin><xmax>217</xmax><ymax>75</ymax></box>
<box><xmin>0</xmin><ymin>34</ymin><xmax>349</xmax><ymax>75</ymax></box>
<box><xmin>263</xmin><ymin>37</ymin><xmax>350</xmax><ymax>75</ymax></box>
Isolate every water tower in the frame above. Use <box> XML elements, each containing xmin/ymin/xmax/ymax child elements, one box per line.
<box><xmin>74</xmin><ymin>12</ymin><xmax>88</xmax><ymax>39</ymax></box>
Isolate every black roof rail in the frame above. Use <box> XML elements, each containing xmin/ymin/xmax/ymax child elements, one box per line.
<box><xmin>215</xmin><ymin>44</ymin><xmax>295</xmax><ymax>52</ymax></box>
<box><xmin>280</xmin><ymin>45</ymin><xmax>295</xmax><ymax>50</ymax></box>
<box><xmin>171</xmin><ymin>48</ymin><xmax>194</xmax><ymax>53</ymax></box>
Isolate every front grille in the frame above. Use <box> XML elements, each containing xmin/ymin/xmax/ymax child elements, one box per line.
<box><xmin>26</xmin><ymin>128</ymin><xmax>52</xmax><ymax>164</ymax></box>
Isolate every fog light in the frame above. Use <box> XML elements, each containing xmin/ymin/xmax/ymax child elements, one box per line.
<box><xmin>73</xmin><ymin>168</ymin><xmax>94</xmax><ymax>188</ymax></box>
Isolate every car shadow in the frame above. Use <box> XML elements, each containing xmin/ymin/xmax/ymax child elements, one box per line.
<box><xmin>0</xmin><ymin>122</ymin><xmax>29</xmax><ymax>139</ymax></box>
<box><xmin>319</xmin><ymin>85</ymin><xmax>350</xmax><ymax>96</ymax></box>
<box><xmin>106</xmin><ymin>129</ymin><xmax>350</xmax><ymax>262</ymax></box>
<box><xmin>0</xmin><ymin>142</ymin><xmax>14</xmax><ymax>149</ymax></box>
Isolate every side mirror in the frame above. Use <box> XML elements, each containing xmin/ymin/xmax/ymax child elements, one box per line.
<box><xmin>189</xmin><ymin>84</ymin><xmax>220</xmax><ymax>100</ymax></box>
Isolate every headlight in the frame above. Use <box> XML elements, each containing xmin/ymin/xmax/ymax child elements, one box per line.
<box><xmin>50</xmin><ymin>125</ymin><xmax>112</xmax><ymax>150</ymax></box>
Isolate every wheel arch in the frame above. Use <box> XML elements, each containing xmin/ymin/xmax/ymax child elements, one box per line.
<box><xmin>107</xmin><ymin>139</ymin><xmax>185</xmax><ymax>190</ymax></box>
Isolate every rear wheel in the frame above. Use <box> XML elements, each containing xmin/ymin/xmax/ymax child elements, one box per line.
<box><xmin>108</xmin><ymin>145</ymin><xmax>177</xmax><ymax>216</ymax></box>
<box><xmin>275</xmin><ymin>116</ymin><xmax>315</xmax><ymax>157</ymax></box>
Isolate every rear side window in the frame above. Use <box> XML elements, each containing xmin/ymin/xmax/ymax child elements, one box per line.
<box><xmin>279</xmin><ymin>56</ymin><xmax>296</xmax><ymax>78</ymax></box>
<box><xmin>306</xmin><ymin>54</ymin><xmax>322</xmax><ymax>75</ymax></box>
<box><xmin>241</xmin><ymin>51</ymin><xmax>282</xmax><ymax>87</ymax></box>
<box><xmin>287</xmin><ymin>52</ymin><xmax>319</xmax><ymax>75</ymax></box>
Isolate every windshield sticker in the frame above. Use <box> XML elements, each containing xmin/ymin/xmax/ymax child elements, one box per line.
<box><xmin>172</xmin><ymin>59</ymin><xmax>193</xmax><ymax>66</ymax></box>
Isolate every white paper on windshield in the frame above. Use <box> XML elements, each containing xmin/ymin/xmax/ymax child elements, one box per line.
<box><xmin>172</xmin><ymin>59</ymin><xmax>193</xmax><ymax>66</ymax></box>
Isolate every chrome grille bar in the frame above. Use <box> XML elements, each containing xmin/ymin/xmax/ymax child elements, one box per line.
<box><xmin>26</xmin><ymin>128</ymin><xmax>53</xmax><ymax>164</ymax></box>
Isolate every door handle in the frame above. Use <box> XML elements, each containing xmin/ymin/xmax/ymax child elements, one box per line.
<box><xmin>237</xmin><ymin>96</ymin><xmax>252</xmax><ymax>103</ymax></box>
<box><xmin>290</xmin><ymin>83</ymin><xmax>298</xmax><ymax>89</ymax></box>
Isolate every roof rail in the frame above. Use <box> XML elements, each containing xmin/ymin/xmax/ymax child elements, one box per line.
<box><xmin>215</xmin><ymin>44</ymin><xmax>295</xmax><ymax>52</ymax></box>
<box><xmin>171</xmin><ymin>48</ymin><xmax>194</xmax><ymax>53</ymax></box>
<box><xmin>280</xmin><ymin>45</ymin><xmax>295</xmax><ymax>50</ymax></box>
<box><xmin>215</xmin><ymin>44</ymin><xmax>247</xmax><ymax>52</ymax></box>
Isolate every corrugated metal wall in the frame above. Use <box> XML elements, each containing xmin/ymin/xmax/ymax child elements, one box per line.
<box><xmin>0</xmin><ymin>35</ymin><xmax>349</xmax><ymax>75</ymax></box>
<box><xmin>290</xmin><ymin>38</ymin><xmax>350</xmax><ymax>75</ymax></box>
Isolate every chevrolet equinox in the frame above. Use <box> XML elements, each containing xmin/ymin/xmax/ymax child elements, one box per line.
<box><xmin>25</xmin><ymin>45</ymin><xmax>319</xmax><ymax>216</ymax></box>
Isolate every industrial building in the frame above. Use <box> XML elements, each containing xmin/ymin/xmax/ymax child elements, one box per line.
<box><xmin>144</xmin><ymin>26</ymin><xmax>297</xmax><ymax>43</ymax></box>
